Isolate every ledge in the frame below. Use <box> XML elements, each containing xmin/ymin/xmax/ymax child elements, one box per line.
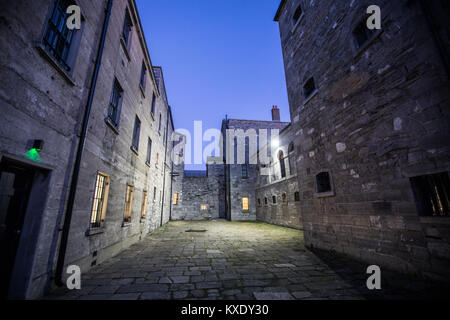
<box><xmin>120</xmin><ymin>37</ymin><xmax>131</xmax><ymax>61</ymax></box>
<box><xmin>122</xmin><ymin>222</ymin><xmax>132</xmax><ymax>227</ymax></box>
<box><xmin>105</xmin><ymin>117</ymin><xmax>119</xmax><ymax>134</ymax></box>
<box><xmin>85</xmin><ymin>228</ymin><xmax>104</xmax><ymax>236</ymax></box>
<box><xmin>145</xmin><ymin>161</ymin><xmax>151</xmax><ymax>167</ymax></box>
<box><xmin>130</xmin><ymin>146</ymin><xmax>139</xmax><ymax>156</ymax></box>
<box><xmin>35</xmin><ymin>43</ymin><xmax>76</xmax><ymax>86</ymax></box>
<box><xmin>314</xmin><ymin>191</ymin><xmax>335</xmax><ymax>198</ymax></box>
<box><xmin>302</xmin><ymin>89</ymin><xmax>319</xmax><ymax>107</ymax></box>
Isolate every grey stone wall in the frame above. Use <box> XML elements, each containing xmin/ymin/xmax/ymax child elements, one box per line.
<box><xmin>275</xmin><ymin>0</ymin><xmax>450</xmax><ymax>280</ymax></box>
<box><xmin>0</xmin><ymin>0</ymin><xmax>177</xmax><ymax>298</ymax></box>
<box><xmin>171</xmin><ymin>159</ymin><xmax>224</xmax><ymax>220</ymax></box>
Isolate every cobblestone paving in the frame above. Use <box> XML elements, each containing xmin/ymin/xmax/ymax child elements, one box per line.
<box><xmin>46</xmin><ymin>220</ymin><xmax>450</xmax><ymax>300</ymax></box>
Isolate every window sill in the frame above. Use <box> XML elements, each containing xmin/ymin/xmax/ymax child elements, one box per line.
<box><xmin>85</xmin><ymin>228</ymin><xmax>105</xmax><ymax>236</ymax></box>
<box><xmin>120</xmin><ymin>37</ymin><xmax>131</xmax><ymax>61</ymax></box>
<box><xmin>303</xmin><ymin>89</ymin><xmax>318</xmax><ymax>107</ymax></box>
<box><xmin>130</xmin><ymin>146</ymin><xmax>139</xmax><ymax>155</ymax></box>
<box><xmin>122</xmin><ymin>222</ymin><xmax>132</xmax><ymax>227</ymax></box>
<box><xmin>314</xmin><ymin>191</ymin><xmax>335</xmax><ymax>198</ymax></box>
<box><xmin>145</xmin><ymin>161</ymin><xmax>151</xmax><ymax>167</ymax></box>
<box><xmin>352</xmin><ymin>29</ymin><xmax>383</xmax><ymax>59</ymax></box>
<box><xmin>105</xmin><ymin>117</ymin><xmax>119</xmax><ymax>134</ymax></box>
<box><xmin>140</xmin><ymin>217</ymin><xmax>146</xmax><ymax>224</ymax></box>
<box><xmin>35</xmin><ymin>43</ymin><xmax>76</xmax><ymax>86</ymax></box>
<box><xmin>139</xmin><ymin>84</ymin><xmax>146</xmax><ymax>98</ymax></box>
<box><xmin>241</xmin><ymin>210</ymin><xmax>250</xmax><ymax>213</ymax></box>
<box><xmin>419</xmin><ymin>217</ymin><xmax>450</xmax><ymax>224</ymax></box>
<box><xmin>291</xmin><ymin>13</ymin><xmax>304</xmax><ymax>34</ymax></box>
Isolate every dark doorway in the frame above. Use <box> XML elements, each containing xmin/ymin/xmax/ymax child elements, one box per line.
<box><xmin>0</xmin><ymin>157</ymin><xmax>50</xmax><ymax>299</ymax></box>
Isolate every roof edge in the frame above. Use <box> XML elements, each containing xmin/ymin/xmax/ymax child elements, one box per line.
<box><xmin>274</xmin><ymin>0</ymin><xmax>287</xmax><ymax>21</ymax></box>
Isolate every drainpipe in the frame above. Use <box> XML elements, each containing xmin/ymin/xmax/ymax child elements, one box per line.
<box><xmin>54</xmin><ymin>0</ymin><xmax>113</xmax><ymax>287</ymax></box>
<box><xmin>160</xmin><ymin>108</ymin><xmax>170</xmax><ymax>226</ymax></box>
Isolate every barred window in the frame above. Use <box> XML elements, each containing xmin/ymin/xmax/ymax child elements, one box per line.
<box><xmin>90</xmin><ymin>172</ymin><xmax>110</xmax><ymax>229</ymax></box>
<box><xmin>242</xmin><ymin>197</ymin><xmax>249</xmax><ymax>211</ymax></box>
<box><xmin>242</xmin><ymin>164</ymin><xmax>248</xmax><ymax>178</ymax></box>
<box><xmin>173</xmin><ymin>193</ymin><xmax>179</xmax><ymax>205</ymax></box>
<box><xmin>108</xmin><ymin>79</ymin><xmax>123</xmax><ymax>127</ymax></box>
<box><xmin>410</xmin><ymin>172</ymin><xmax>449</xmax><ymax>217</ymax></box>
<box><xmin>141</xmin><ymin>190</ymin><xmax>148</xmax><ymax>219</ymax></box>
<box><xmin>42</xmin><ymin>0</ymin><xmax>78</xmax><ymax>72</ymax></box>
<box><xmin>123</xmin><ymin>185</ymin><xmax>134</xmax><ymax>223</ymax></box>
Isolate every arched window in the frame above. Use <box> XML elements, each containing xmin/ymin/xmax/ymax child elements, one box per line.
<box><xmin>278</xmin><ymin>150</ymin><xmax>286</xmax><ymax>178</ymax></box>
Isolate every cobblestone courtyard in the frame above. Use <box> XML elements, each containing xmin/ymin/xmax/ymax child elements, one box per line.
<box><xmin>47</xmin><ymin>220</ymin><xmax>450</xmax><ymax>300</ymax></box>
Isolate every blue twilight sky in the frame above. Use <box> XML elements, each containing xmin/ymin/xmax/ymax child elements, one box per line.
<box><xmin>136</xmin><ymin>0</ymin><xmax>289</xmax><ymax>169</ymax></box>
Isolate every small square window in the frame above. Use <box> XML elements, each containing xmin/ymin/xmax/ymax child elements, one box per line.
<box><xmin>201</xmin><ymin>204</ymin><xmax>207</xmax><ymax>211</ymax></box>
<box><xmin>303</xmin><ymin>77</ymin><xmax>316</xmax><ymax>98</ymax></box>
<box><xmin>316</xmin><ymin>172</ymin><xmax>332</xmax><ymax>193</ymax></box>
<box><xmin>410</xmin><ymin>172</ymin><xmax>449</xmax><ymax>217</ymax></box>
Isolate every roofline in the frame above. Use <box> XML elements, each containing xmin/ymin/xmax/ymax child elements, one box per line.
<box><xmin>226</xmin><ymin>118</ymin><xmax>290</xmax><ymax>124</ymax></box>
<box><xmin>274</xmin><ymin>0</ymin><xmax>287</xmax><ymax>21</ymax></box>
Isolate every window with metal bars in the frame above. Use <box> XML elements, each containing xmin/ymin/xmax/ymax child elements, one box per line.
<box><xmin>410</xmin><ymin>172</ymin><xmax>449</xmax><ymax>217</ymax></box>
<box><xmin>242</xmin><ymin>197</ymin><xmax>249</xmax><ymax>211</ymax></box>
<box><xmin>90</xmin><ymin>172</ymin><xmax>110</xmax><ymax>229</ymax></box>
<box><xmin>123</xmin><ymin>185</ymin><xmax>134</xmax><ymax>223</ymax></box>
<box><xmin>131</xmin><ymin>116</ymin><xmax>141</xmax><ymax>151</ymax></box>
<box><xmin>108</xmin><ymin>79</ymin><xmax>123</xmax><ymax>127</ymax></box>
<box><xmin>122</xmin><ymin>9</ymin><xmax>133</xmax><ymax>47</ymax></box>
<box><xmin>242</xmin><ymin>164</ymin><xmax>248</xmax><ymax>178</ymax></box>
<box><xmin>42</xmin><ymin>0</ymin><xmax>77</xmax><ymax>71</ymax></box>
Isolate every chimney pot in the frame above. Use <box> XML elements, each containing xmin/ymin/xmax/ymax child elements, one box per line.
<box><xmin>271</xmin><ymin>106</ymin><xmax>280</xmax><ymax>121</ymax></box>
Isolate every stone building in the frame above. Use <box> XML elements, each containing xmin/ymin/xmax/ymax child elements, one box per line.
<box><xmin>274</xmin><ymin>0</ymin><xmax>450</xmax><ymax>280</ymax></box>
<box><xmin>0</xmin><ymin>0</ymin><xmax>177</xmax><ymax>299</ymax></box>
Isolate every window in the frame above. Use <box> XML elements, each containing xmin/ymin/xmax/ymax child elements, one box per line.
<box><xmin>294</xmin><ymin>191</ymin><xmax>300</xmax><ymax>202</ymax></box>
<box><xmin>155</xmin><ymin>152</ymin><xmax>159</xmax><ymax>166</ymax></box>
<box><xmin>293</xmin><ymin>5</ymin><xmax>303</xmax><ymax>22</ymax></box>
<box><xmin>279</xmin><ymin>150</ymin><xmax>286</xmax><ymax>178</ymax></box>
<box><xmin>316</xmin><ymin>171</ymin><xmax>332</xmax><ymax>193</ymax></box>
<box><xmin>89</xmin><ymin>172</ymin><xmax>110</xmax><ymax>229</ymax></box>
<box><xmin>122</xmin><ymin>9</ymin><xmax>133</xmax><ymax>47</ymax></box>
<box><xmin>141</xmin><ymin>190</ymin><xmax>148</xmax><ymax>219</ymax></box>
<box><xmin>272</xmin><ymin>195</ymin><xmax>277</xmax><ymax>204</ymax></box>
<box><xmin>303</xmin><ymin>77</ymin><xmax>316</xmax><ymax>98</ymax></box>
<box><xmin>288</xmin><ymin>142</ymin><xmax>295</xmax><ymax>175</ymax></box>
<box><xmin>158</xmin><ymin>113</ymin><xmax>162</xmax><ymax>134</ymax></box>
<box><xmin>131</xmin><ymin>116</ymin><xmax>141</xmax><ymax>151</ymax></box>
<box><xmin>123</xmin><ymin>185</ymin><xmax>134</xmax><ymax>223</ymax></box>
<box><xmin>257</xmin><ymin>198</ymin><xmax>261</xmax><ymax>206</ymax></box>
<box><xmin>153</xmin><ymin>187</ymin><xmax>157</xmax><ymax>202</ymax></box>
<box><xmin>410</xmin><ymin>172</ymin><xmax>449</xmax><ymax>217</ymax></box>
<box><xmin>42</xmin><ymin>0</ymin><xmax>80</xmax><ymax>72</ymax></box>
<box><xmin>242</xmin><ymin>164</ymin><xmax>248</xmax><ymax>178</ymax></box>
<box><xmin>146</xmin><ymin>138</ymin><xmax>152</xmax><ymax>164</ymax></box>
<box><xmin>201</xmin><ymin>204</ymin><xmax>207</xmax><ymax>211</ymax></box>
<box><xmin>353</xmin><ymin>19</ymin><xmax>376</xmax><ymax>50</ymax></box>
<box><xmin>173</xmin><ymin>193</ymin><xmax>179</xmax><ymax>205</ymax></box>
<box><xmin>140</xmin><ymin>62</ymin><xmax>146</xmax><ymax>92</ymax></box>
<box><xmin>242</xmin><ymin>197</ymin><xmax>249</xmax><ymax>211</ymax></box>
<box><xmin>264</xmin><ymin>197</ymin><xmax>268</xmax><ymax>205</ymax></box>
<box><xmin>151</xmin><ymin>92</ymin><xmax>156</xmax><ymax>115</ymax></box>
<box><xmin>282</xmin><ymin>193</ymin><xmax>287</xmax><ymax>203</ymax></box>
<box><xmin>107</xmin><ymin>79</ymin><xmax>123</xmax><ymax>127</ymax></box>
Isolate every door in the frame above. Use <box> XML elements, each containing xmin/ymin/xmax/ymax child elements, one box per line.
<box><xmin>0</xmin><ymin>158</ymin><xmax>35</xmax><ymax>299</ymax></box>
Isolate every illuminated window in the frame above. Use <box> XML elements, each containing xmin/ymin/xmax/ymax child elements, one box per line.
<box><xmin>173</xmin><ymin>193</ymin><xmax>179</xmax><ymax>205</ymax></box>
<box><xmin>90</xmin><ymin>172</ymin><xmax>110</xmax><ymax>229</ymax></box>
<box><xmin>410</xmin><ymin>172</ymin><xmax>449</xmax><ymax>216</ymax></box>
<box><xmin>201</xmin><ymin>204</ymin><xmax>207</xmax><ymax>211</ymax></box>
<box><xmin>242</xmin><ymin>197</ymin><xmax>249</xmax><ymax>211</ymax></box>
<box><xmin>140</xmin><ymin>190</ymin><xmax>148</xmax><ymax>219</ymax></box>
<box><xmin>123</xmin><ymin>185</ymin><xmax>134</xmax><ymax>223</ymax></box>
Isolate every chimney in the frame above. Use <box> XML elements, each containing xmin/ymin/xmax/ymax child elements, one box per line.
<box><xmin>271</xmin><ymin>105</ymin><xmax>280</xmax><ymax>121</ymax></box>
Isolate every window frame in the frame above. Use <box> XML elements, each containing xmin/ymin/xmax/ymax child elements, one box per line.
<box><xmin>139</xmin><ymin>61</ymin><xmax>147</xmax><ymax>95</ymax></box>
<box><xmin>106</xmin><ymin>78</ymin><xmax>123</xmax><ymax>130</ymax></box>
<box><xmin>410</xmin><ymin>172</ymin><xmax>450</xmax><ymax>217</ymax></box>
<box><xmin>140</xmin><ymin>190</ymin><xmax>148</xmax><ymax>220</ymax></box>
<box><xmin>146</xmin><ymin>137</ymin><xmax>152</xmax><ymax>165</ymax></box>
<box><xmin>314</xmin><ymin>170</ymin><xmax>335</xmax><ymax>198</ymax></box>
<box><xmin>123</xmin><ymin>184</ymin><xmax>134</xmax><ymax>224</ymax></box>
<box><xmin>173</xmin><ymin>193</ymin><xmax>179</xmax><ymax>205</ymax></box>
<box><xmin>242</xmin><ymin>197</ymin><xmax>250</xmax><ymax>212</ymax></box>
<box><xmin>131</xmin><ymin>116</ymin><xmax>141</xmax><ymax>153</ymax></box>
<box><xmin>89</xmin><ymin>171</ymin><xmax>110</xmax><ymax>230</ymax></box>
